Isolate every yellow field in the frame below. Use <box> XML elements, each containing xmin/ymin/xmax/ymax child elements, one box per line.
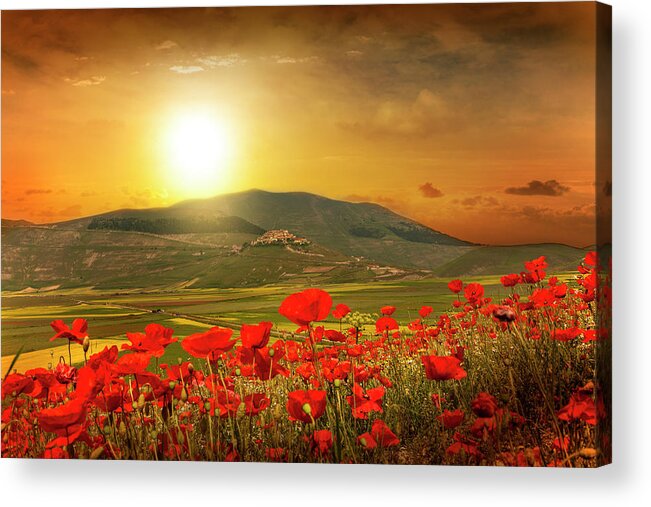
<box><xmin>1</xmin><ymin>337</ymin><xmax>125</xmax><ymax>374</ymax></box>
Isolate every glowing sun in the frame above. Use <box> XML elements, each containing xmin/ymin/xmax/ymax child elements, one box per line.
<box><xmin>166</xmin><ymin>112</ymin><xmax>232</xmax><ymax>192</ymax></box>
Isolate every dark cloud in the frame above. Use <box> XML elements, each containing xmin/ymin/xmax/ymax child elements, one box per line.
<box><xmin>418</xmin><ymin>182</ymin><xmax>443</xmax><ymax>198</ymax></box>
<box><xmin>505</xmin><ymin>179</ymin><xmax>570</xmax><ymax>196</ymax></box>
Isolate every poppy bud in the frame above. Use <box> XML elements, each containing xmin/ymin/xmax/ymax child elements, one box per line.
<box><xmin>169</xmin><ymin>380</ymin><xmax>177</xmax><ymax>390</ymax></box>
<box><xmin>302</xmin><ymin>402</ymin><xmax>312</xmax><ymax>415</ymax></box>
<box><xmin>137</xmin><ymin>393</ymin><xmax>145</xmax><ymax>409</ymax></box>
<box><xmin>235</xmin><ymin>368</ymin><xmax>241</xmax><ymax>376</ymax></box>
<box><xmin>359</xmin><ymin>437</ymin><xmax>367</xmax><ymax>447</ymax></box>
<box><xmin>334</xmin><ymin>379</ymin><xmax>341</xmax><ymax>388</ymax></box>
<box><xmin>204</xmin><ymin>401</ymin><xmax>211</xmax><ymax>411</ymax></box>
<box><xmin>177</xmin><ymin>357</ymin><xmax>183</xmax><ymax>365</ymax></box>
<box><xmin>118</xmin><ymin>421</ymin><xmax>127</xmax><ymax>436</ymax></box>
<box><xmin>82</xmin><ymin>336</ymin><xmax>90</xmax><ymax>352</ymax></box>
<box><xmin>181</xmin><ymin>387</ymin><xmax>188</xmax><ymax>402</ymax></box>
<box><xmin>102</xmin><ymin>425</ymin><xmax>111</xmax><ymax>435</ymax></box>
<box><xmin>268</xmin><ymin>348</ymin><xmax>275</xmax><ymax>357</ymax></box>
<box><xmin>131</xmin><ymin>401</ymin><xmax>138</xmax><ymax>411</ymax></box>
<box><xmin>187</xmin><ymin>363</ymin><xmax>194</xmax><ymax>374</ymax></box>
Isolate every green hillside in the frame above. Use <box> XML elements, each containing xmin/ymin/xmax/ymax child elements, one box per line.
<box><xmin>168</xmin><ymin>189</ymin><xmax>474</xmax><ymax>269</ymax></box>
<box><xmin>0</xmin><ymin>226</ymin><xmax>377</xmax><ymax>290</ymax></box>
<box><xmin>432</xmin><ymin>243</ymin><xmax>586</xmax><ymax>278</ymax></box>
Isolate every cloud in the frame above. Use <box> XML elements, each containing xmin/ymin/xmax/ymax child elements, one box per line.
<box><xmin>169</xmin><ymin>65</ymin><xmax>204</xmax><ymax>74</ymax></box>
<box><xmin>156</xmin><ymin>40</ymin><xmax>178</xmax><ymax>50</ymax></box>
<box><xmin>275</xmin><ymin>55</ymin><xmax>320</xmax><ymax>64</ymax></box>
<box><xmin>505</xmin><ymin>179</ymin><xmax>570</xmax><ymax>196</ymax></box>
<box><xmin>64</xmin><ymin>75</ymin><xmax>106</xmax><ymax>87</ymax></box>
<box><xmin>197</xmin><ymin>54</ymin><xmax>246</xmax><ymax>67</ymax></box>
<box><xmin>454</xmin><ymin>195</ymin><xmax>500</xmax><ymax>207</ymax></box>
<box><xmin>418</xmin><ymin>182</ymin><xmax>444</xmax><ymax>198</ymax></box>
<box><xmin>25</xmin><ymin>188</ymin><xmax>53</xmax><ymax>195</ymax></box>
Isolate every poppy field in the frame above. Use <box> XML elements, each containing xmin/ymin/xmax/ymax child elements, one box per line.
<box><xmin>1</xmin><ymin>252</ymin><xmax>610</xmax><ymax>466</ymax></box>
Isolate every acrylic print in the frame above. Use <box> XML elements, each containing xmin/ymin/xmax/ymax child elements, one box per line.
<box><xmin>1</xmin><ymin>2</ymin><xmax>611</xmax><ymax>466</ymax></box>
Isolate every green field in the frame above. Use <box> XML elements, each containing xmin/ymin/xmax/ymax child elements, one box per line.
<box><xmin>1</xmin><ymin>272</ymin><xmax>579</xmax><ymax>373</ymax></box>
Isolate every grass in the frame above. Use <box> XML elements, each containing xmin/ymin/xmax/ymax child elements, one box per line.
<box><xmin>1</xmin><ymin>273</ymin><xmax>578</xmax><ymax>372</ymax></box>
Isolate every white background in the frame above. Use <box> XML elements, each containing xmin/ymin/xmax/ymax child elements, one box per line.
<box><xmin>0</xmin><ymin>0</ymin><xmax>649</xmax><ymax>505</ymax></box>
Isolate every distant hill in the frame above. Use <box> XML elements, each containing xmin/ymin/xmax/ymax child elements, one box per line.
<box><xmin>0</xmin><ymin>226</ymin><xmax>377</xmax><ymax>290</ymax></box>
<box><xmin>432</xmin><ymin>244</ymin><xmax>586</xmax><ymax>278</ymax></box>
<box><xmin>1</xmin><ymin>190</ymin><xmax>587</xmax><ymax>290</ymax></box>
<box><xmin>1</xmin><ymin>219</ymin><xmax>34</xmax><ymax>228</ymax></box>
<box><xmin>165</xmin><ymin>190</ymin><xmax>474</xmax><ymax>269</ymax></box>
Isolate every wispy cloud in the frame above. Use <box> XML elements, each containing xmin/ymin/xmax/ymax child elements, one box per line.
<box><xmin>169</xmin><ymin>65</ymin><xmax>204</xmax><ymax>74</ymax></box>
<box><xmin>156</xmin><ymin>40</ymin><xmax>178</xmax><ymax>50</ymax></box>
<box><xmin>197</xmin><ymin>54</ymin><xmax>246</xmax><ymax>67</ymax></box>
<box><xmin>64</xmin><ymin>75</ymin><xmax>106</xmax><ymax>87</ymax></box>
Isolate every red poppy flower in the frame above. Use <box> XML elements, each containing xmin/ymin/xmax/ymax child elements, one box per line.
<box><xmin>311</xmin><ymin>429</ymin><xmax>333</xmax><ymax>456</ymax></box>
<box><xmin>346</xmin><ymin>383</ymin><xmax>385</xmax><ymax>419</ymax></box>
<box><xmin>418</xmin><ymin>305</ymin><xmax>433</xmax><ymax>318</ymax></box>
<box><xmin>240</xmin><ymin>322</ymin><xmax>273</xmax><ymax>350</ymax></box>
<box><xmin>279</xmin><ymin>288</ymin><xmax>332</xmax><ymax>328</ymax></box>
<box><xmin>375</xmin><ymin>316</ymin><xmax>399</xmax><ymax>334</ymax></box>
<box><xmin>446</xmin><ymin>432</ymin><xmax>482</xmax><ymax>459</ymax></box>
<box><xmin>254</xmin><ymin>343</ymin><xmax>289</xmax><ymax>380</ymax></box>
<box><xmin>54</xmin><ymin>363</ymin><xmax>77</xmax><ymax>385</ymax></box>
<box><xmin>38</xmin><ymin>397</ymin><xmax>87</xmax><ymax>434</ymax></box>
<box><xmin>371</xmin><ymin>419</ymin><xmax>399</xmax><ymax>447</ymax></box>
<box><xmin>181</xmin><ymin>327</ymin><xmax>237</xmax><ymax>359</ymax></box>
<box><xmin>122</xmin><ymin>324</ymin><xmax>176</xmax><ymax>357</ymax></box>
<box><xmin>552</xmin><ymin>327</ymin><xmax>582</xmax><ymax>342</ymax></box>
<box><xmin>2</xmin><ymin>373</ymin><xmax>35</xmax><ymax>398</ymax></box>
<box><xmin>49</xmin><ymin>318</ymin><xmax>88</xmax><ymax>345</ymax></box>
<box><xmin>437</xmin><ymin>409</ymin><xmax>465</xmax><ymax>429</ymax></box>
<box><xmin>332</xmin><ymin>303</ymin><xmax>351</xmax><ymax>320</ymax></box>
<box><xmin>286</xmin><ymin>390</ymin><xmax>327</xmax><ymax>423</ymax></box>
<box><xmin>111</xmin><ymin>352</ymin><xmax>152</xmax><ymax>376</ymax></box>
<box><xmin>357</xmin><ymin>432</ymin><xmax>377</xmax><ymax>450</ymax></box>
<box><xmin>421</xmin><ymin>355</ymin><xmax>467</xmax><ymax>381</ymax></box>
<box><xmin>557</xmin><ymin>389</ymin><xmax>599</xmax><ymax>425</ymax></box>
<box><xmin>447</xmin><ymin>279</ymin><xmax>463</xmax><ymax>294</ymax></box>
<box><xmin>525</xmin><ymin>256</ymin><xmax>548</xmax><ymax>280</ymax></box>
<box><xmin>380</xmin><ymin>306</ymin><xmax>396</xmax><ymax>316</ymax></box>
<box><xmin>463</xmin><ymin>283</ymin><xmax>484</xmax><ymax>304</ymax></box>
<box><xmin>471</xmin><ymin>392</ymin><xmax>498</xmax><ymax>417</ymax></box>
<box><xmin>324</xmin><ymin>329</ymin><xmax>347</xmax><ymax>342</ymax></box>
<box><xmin>87</xmin><ymin>345</ymin><xmax>119</xmax><ymax>369</ymax></box>
<box><xmin>243</xmin><ymin>393</ymin><xmax>270</xmax><ymax>415</ymax></box>
<box><xmin>530</xmin><ymin>288</ymin><xmax>556</xmax><ymax>308</ymax></box>
<box><xmin>500</xmin><ymin>273</ymin><xmax>521</xmax><ymax>288</ymax></box>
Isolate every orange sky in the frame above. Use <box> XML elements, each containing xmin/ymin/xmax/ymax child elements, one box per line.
<box><xmin>2</xmin><ymin>3</ymin><xmax>598</xmax><ymax>246</ymax></box>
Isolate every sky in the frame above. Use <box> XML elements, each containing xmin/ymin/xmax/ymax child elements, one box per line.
<box><xmin>2</xmin><ymin>3</ymin><xmax>599</xmax><ymax>246</ymax></box>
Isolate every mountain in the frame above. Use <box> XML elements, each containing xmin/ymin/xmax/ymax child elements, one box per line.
<box><xmin>1</xmin><ymin>190</ymin><xmax>586</xmax><ymax>290</ymax></box>
<box><xmin>148</xmin><ymin>189</ymin><xmax>474</xmax><ymax>269</ymax></box>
